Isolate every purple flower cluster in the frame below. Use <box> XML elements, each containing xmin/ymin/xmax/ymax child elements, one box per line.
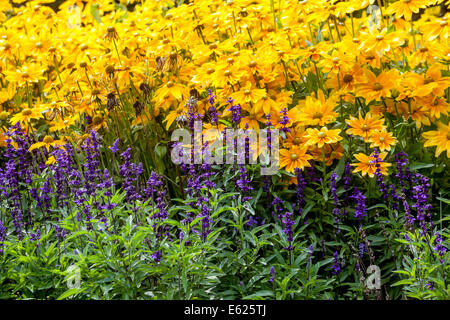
<box><xmin>208</xmin><ymin>89</ymin><xmax>218</xmax><ymax>125</ymax></box>
<box><xmin>434</xmin><ymin>232</ymin><xmax>447</xmax><ymax>264</ymax></box>
<box><xmin>279</xmin><ymin>108</ymin><xmax>290</xmax><ymax>134</ymax></box>
<box><xmin>119</xmin><ymin>148</ymin><xmax>143</xmax><ymax>203</ymax></box>
<box><xmin>411</xmin><ymin>174</ymin><xmax>432</xmax><ymax>235</ymax></box>
<box><xmin>269</xmin><ymin>266</ymin><xmax>275</xmax><ymax>282</ymax></box>
<box><xmin>395</xmin><ymin>152</ymin><xmax>412</xmax><ymax>196</ymax></box>
<box><xmin>280</xmin><ymin>211</ymin><xmax>295</xmax><ymax>253</ymax></box>
<box><xmin>30</xmin><ymin>229</ymin><xmax>41</xmax><ymax>249</ymax></box>
<box><xmin>236</xmin><ymin>165</ymin><xmax>253</xmax><ymax>202</ymax></box>
<box><xmin>145</xmin><ymin>172</ymin><xmax>170</xmax><ymax>238</ymax></box>
<box><xmin>331</xmin><ymin>251</ymin><xmax>342</xmax><ymax>275</ymax></box>
<box><xmin>152</xmin><ymin>250</ymin><xmax>162</xmax><ymax>263</ymax></box>
<box><xmin>246</xmin><ymin>216</ymin><xmax>265</xmax><ymax>228</ymax></box>
<box><xmin>372</xmin><ymin>149</ymin><xmax>389</xmax><ymax>204</ymax></box>
<box><xmin>227</xmin><ymin>97</ymin><xmax>241</xmax><ymax>126</ymax></box>
<box><xmin>352</xmin><ymin>188</ymin><xmax>367</xmax><ymax>225</ymax></box>
<box><xmin>358</xmin><ymin>242</ymin><xmax>367</xmax><ymax>258</ymax></box>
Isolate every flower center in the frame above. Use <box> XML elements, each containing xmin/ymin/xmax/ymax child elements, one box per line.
<box><xmin>376</xmin><ymin>35</ymin><xmax>384</xmax><ymax>41</ymax></box>
<box><xmin>343</xmin><ymin>74</ymin><xmax>353</xmax><ymax>83</ymax></box>
<box><xmin>0</xmin><ymin>111</ymin><xmax>10</xmax><ymax>120</ymax></box>
<box><xmin>35</xmin><ymin>42</ymin><xmax>42</xmax><ymax>48</ymax></box>
<box><xmin>43</xmin><ymin>135</ymin><xmax>54</xmax><ymax>144</ymax></box>
<box><xmin>93</xmin><ymin>115</ymin><xmax>103</xmax><ymax>125</ymax></box>
<box><xmin>423</xmin><ymin>76</ymin><xmax>434</xmax><ymax>84</ymax></box>
<box><xmin>22</xmin><ymin>108</ymin><xmax>32</xmax><ymax>116</ymax></box>
<box><xmin>312</xmin><ymin>112</ymin><xmax>323</xmax><ymax>119</ymax></box>
<box><xmin>244</xmin><ymin>89</ymin><xmax>251</xmax><ymax>96</ymax></box>
<box><xmin>362</xmin><ymin>124</ymin><xmax>370</xmax><ymax>131</ymax></box>
<box><xmin>105</xmin><ymin>65</ymin><xmax>115</xmax><ymax>75</ymax></box>
<box><xmin>447</xmin><ymin>132</ymin><xmax>450</xmax><ymax>140</ymax></box>
<box><xmin>379</xmin><ymin>136</ymin><xmax>385</xmax><ymax>142</ymax></box>
<box><xmin>166</xmin><ymin>81</ymin><xmax>174</xmax><ymax>88</ymax></box>
<box><xmin>318</xmin><ymin>132</ymin><xmax>326</xmax><ymax>138</ymax></box>
<box><xmin>419</xmin><ymin>47</ymin><xmax>428</xmax><ymax>53</ymax></box>
<box><xmin>373</xmin><ymin>82</ymin><xmax>383</xmax><ymax>91</ymax></box>
<box><xmin>293</xmin><ymin>137</ymin><xmax>302</xmax><ymax>145</ymax></box>
<box><xmin>290</xmin><ymin>153</ymin><xmax>298</xmax><ymax>161</ymax></box>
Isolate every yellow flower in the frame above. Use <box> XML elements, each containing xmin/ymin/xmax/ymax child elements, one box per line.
<box><xmin>368</xmin><ymin>130</ymin><xmax>397</xmax><ymax>151</ymax></box>
<box><xmin>10</xmin><ymin>107</ymin><xmax>43</xmax><ymax>125</ymax></box>
<box><xmin>4</xmin><ymin>64</ymin><xmax>46</xmax><ymax>87</ymax></box>
<box><xmin>359</xmin><ymin>28</ymin><xmax>404</xmax><ymax>57</ymax></box>
<box><xmin>230</xmin><ymin>82</ymin><xmax>267</xmax><ymax>105</ymax></box>
<box><xmin>386</xmin><ymin>0</ymin><xmax>429</xmax><ymax>21</ymax></box>
<box><xmin>305</xmin><ymin>127</ymin><xmax>342</xmax><ymax>148</ymax></box>
<box><xmin>283</xmin><ymin>127</ymin><xmax>308</xmax><ymax>149</ymax></box>
<box><xmin>346</xmin><ymin>112</ymin><xmax>385</xmax><ymax>141</ymax></box>
<box><xmin>45</xmin><ymin>156</ymin><xmax>57</xmax><ymax>166</ymax></box>
<box><xmin>240</xmin><ymin>109</ymin><xmax>266</xmax><ymax>131</ymax></box>
<box><xmin>423</xmin><ymin>122</ymin><xmax>450</xmax><ymax>158</ymax></box>
<box><xmin>297</xmin><ymin>90</ymin><xmax>338</xmax><ymax>126</ymax></box>
<box><xmin>279</xmin><ymin>147</ymin><xmax>313</xmax><ymax>173</ymax></box>
<box><xmin>352</xmin><ymin>152</ymin><xmax>391</xmax><ymax>177</ymax></box>
<box><xmin>29</xmin><ymin>135</ymin><xmax>62</xmax><ymax>152</ymax></box>
<box><xmin>357</xmin><ymin>69</ymin><xmax>398</xmax><ymax>102</ymax></box>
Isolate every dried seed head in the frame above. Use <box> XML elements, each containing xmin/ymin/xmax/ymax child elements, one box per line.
<box><xmin>105</xmin><ymin>65</ymin><xmax>115</xmax><ymax>75</ymax></box>
<box><xmin>107</xmin><ymin>92</ymin><xmax>119</xmax><ymax>111</ymax></box>
<box><xmin>133</xmin><ymin>101</ymin><xmax>144</xmax><ymax>117</ymax></box>
<box><xmin>92</xmin><ymin>115</ymin><xmax>103</xmax><ymax>125</ymax></box>
<box><xmin>139</xmin><ymin>83</ymin><xmax>152</xmax><ymax>96</ymax></box>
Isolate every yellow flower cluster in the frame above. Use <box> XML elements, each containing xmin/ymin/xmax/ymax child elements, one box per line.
<box><xmin>0</xmin><ymin>0</ymin><xmax>449</xmax><ymax>178</ymax></box>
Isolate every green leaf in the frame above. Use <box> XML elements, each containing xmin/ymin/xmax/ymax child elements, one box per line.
<box><xmin>57</xmin><ymin>287</ymin><xmax>86</xmax><ymax>300</ymax></box>
<box><xmin>410</xmin><ymin>162</ymin><xmax>434</xmax><ymax>170</ymax></box>
<box><xmin>242</xmin><ymin>290</ymin><xmax>273</xmax><ymax>299</ymax></box>
<box><xmin>90</xmin><ymin>4</ymin><xmax>102</xmax><ymax>23</ymax></box>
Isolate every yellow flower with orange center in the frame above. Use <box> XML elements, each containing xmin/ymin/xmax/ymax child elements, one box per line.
<box><xmin>346</xmin><ymin>112</ymin><xmax>384</xmax><ymax>141</ymax></box>
<box><xmin>423</xmin><ymin>121</ymin><xmax>450</xmax><ymax>158</ymax></box>
<box><xmin>352</xmin><ymin>152</ymin><xmax>391</xmax><ymax>177</ymax></box>
<box><xmin>305</xmin><ymin>127</ymin><xmax>342</xmax><ymax>148</ymax></box>
<box><xmin>297</xmin><ymin>90</ymin><xmax>338</xmax><ymax>126</ymax></box>
<box><xmin>357</xmin><ymin>69</ymin><xmax>399</xmax><ymax>102</ymax></box>
<box><xmin>368</xmin><ymin>130</ymin><xmax>397</xmax><ymax>151</ymax></box>
<box><xmin>29</xmin><ymin>135</ymin><xmax>63</xmax><ymax>152</ymax></box>
<box><xmin>279</xmin><ymin>146</ymin><xmax>313</xmax><ymax>173</ymax></box>
<box><xmin>386</xmin><ymin>0</ymin><xmax>428</xmax><ymax>21</ymax></box>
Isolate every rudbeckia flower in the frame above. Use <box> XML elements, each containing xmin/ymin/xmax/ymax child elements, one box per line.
<box><xmin>352</xmin><ymin>151</ymin><xmax>391</xmax><ymax>177</ymax></box>
<box><xmin>423</xmin><ymin>121</ymin><xmax>450</xmax><ymax>158</ymax></box>
<box><xmin>279</xmin><ymin>146</ymin><xmax>313</xmax><ymax>173</ymax></box>
<box><xmin>368</xmin><ymin>130</ymin><xmax>397</xmax><ymax>151</ymax></box>
<box><xmin>346</xmin><ymin>112</ymin><xmax>385</xmax><ymax>141</ymax></box>
<box><xmin>305</xmin><ymin>127</ymin><xmax>342</xmax><ymax>148</ymax></box>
